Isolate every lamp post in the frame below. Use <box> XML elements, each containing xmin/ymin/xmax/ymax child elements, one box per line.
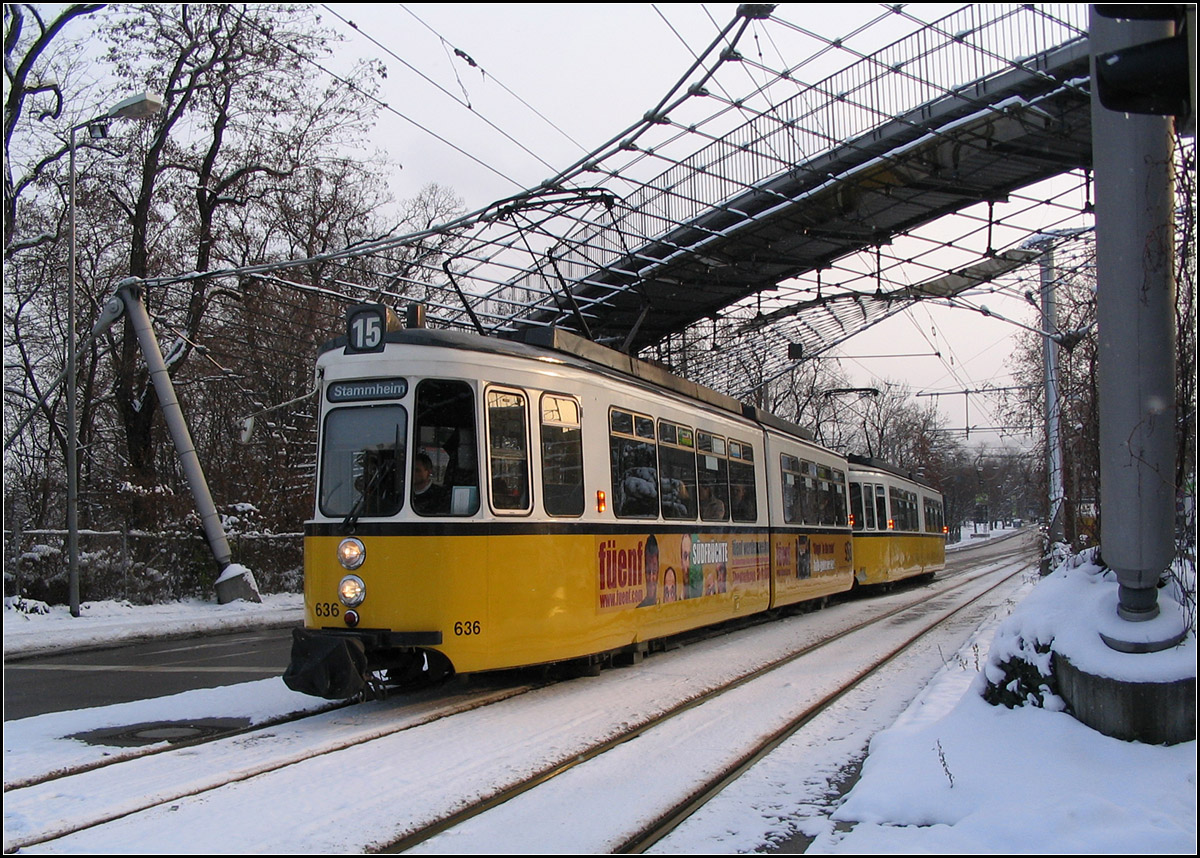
<box><xmin>67</xmin><ymin>92</ymin><xmax>163</xmax><ymax>618</ymax></box>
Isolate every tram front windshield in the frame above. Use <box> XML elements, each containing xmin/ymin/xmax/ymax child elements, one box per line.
<box><xmin>319</xmin><ymin>405</ymin><xmax>407</xmax><ymax>517</ymax></box>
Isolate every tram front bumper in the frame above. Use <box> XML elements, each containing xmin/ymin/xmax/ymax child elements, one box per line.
<box><xmin>282</xmin><ymin>627</ymin><xmax>368</xmax><ymax>699</ymax></box>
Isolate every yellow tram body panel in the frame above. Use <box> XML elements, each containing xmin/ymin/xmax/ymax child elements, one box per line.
<box><xmin>770</xmin><ymin>531</ymin><xmax>853</xmax><ymax>606</ymax></box>
<box><xmin>851</xmin><ymin>531</ymin><xmax>945</xmax><ymax>586</ymax></box>
<box><xmin>304</xmin><ymin>528</ymin><xmax>773</xmax><ymax>674</ymax></box>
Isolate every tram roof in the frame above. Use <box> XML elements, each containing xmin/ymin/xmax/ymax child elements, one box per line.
<box><xmin>847</xmin><ymin>454</ymin><xmax>939</xmax><ymax>493</ymax></box>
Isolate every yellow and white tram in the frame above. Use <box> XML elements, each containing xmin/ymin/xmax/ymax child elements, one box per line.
<box><xmin>847</xmin><ymin>456</ymin><xmax>948</xmax><ymax>586</ymax></box>
<box><xmin>284</xmin><ymin>304</ymin><xmax>943</xmax><ymax>698</ymax></box>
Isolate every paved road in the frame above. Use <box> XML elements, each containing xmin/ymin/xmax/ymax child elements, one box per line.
<box><xmin>3</xmin><ymin>627</ymin><xmax>295</xmax><ymax>721</ymax></box>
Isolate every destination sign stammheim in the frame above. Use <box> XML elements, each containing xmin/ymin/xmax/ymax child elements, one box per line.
<box><xmin>327</xmin><ymin>378</ymin><xmax>408</xmax><ymax>402</ymax></box>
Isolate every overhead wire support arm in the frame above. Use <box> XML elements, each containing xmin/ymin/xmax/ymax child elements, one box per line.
<box><xmin>443</xmin><ymin>260</ymin><xmax>487</xmax><ymax>336</ymax></box>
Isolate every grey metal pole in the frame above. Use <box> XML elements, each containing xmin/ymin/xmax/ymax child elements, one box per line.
<box><xmin>67</xmin><ymin>124</ymin><xmax>80</xmax><ymax>618</ymax></box>
<box><xmin>116</xmin><ymin>283</ymin><xmax>233</xmax><ymax>573</ymax></box>
<box><xmin>1040</xmin><ymin>246</ymin><xmax>1066</xmax><ymax>547</ymax></box>
<box><xmin>1090</xmin><ymin>8</ymin><xmax>1178</xmax><ymax>627</ymax></box>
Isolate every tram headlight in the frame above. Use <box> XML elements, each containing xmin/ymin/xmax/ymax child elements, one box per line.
<box><xmin>338</xmin><ymin>574</ymin><xmax>366</xmax><ymax>608</ymax></box>
<box><xmin>337</xmin><ymin>537</ymin><xmax>366</xmax><ymax>570</ymax></box>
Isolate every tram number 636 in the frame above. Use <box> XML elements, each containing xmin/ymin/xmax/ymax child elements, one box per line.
<box><xmin>454</xmin><ymin>620</ymin><xmax>481</xmax><ymax>636</ymax></box>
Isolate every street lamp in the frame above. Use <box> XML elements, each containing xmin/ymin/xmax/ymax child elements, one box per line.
<box><xmin>67</xmin><ymin>92</ymin><xmax>163</xmax><ymax>618</ymax></box>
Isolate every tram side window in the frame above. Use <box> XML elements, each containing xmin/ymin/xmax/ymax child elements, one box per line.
<box><xmin>781</xmin><ymin>454</ymin><xmax>802</xmax><ymax>524</ymax></box>
<box><xmin>859</xmin><ymin>482</ymin><xmax>876</xmax><ymax>529</ymax></box>
<box><xmin>875</xmin><ymin>484</ymin><xmax>888</xmax><ymax>530</ymax></box>
<box><xmin>890</xmin><ymin>487</ymin><xmax>918</xmax><ymax>531</ymax></box>
<box><xmin>814</xmin><ymin>465</ymin><xmax>847</xmax><ymax>526</ymax></box>
<box><xmin>487</xmin><ymin>388</ymin><xmax>530</xmax><ymax>512</ymax></box>
<box><xmin>832</xmin><ymin>468</ymin><xmax>848</xmax><ymax>526</ymax></box>
<box><xmin>541</xmin><ymin>394</ymin><xmax>584</xmax><ymax>517</ymax></box>
<box><xmin>610</xmin><ymin>409</ymin><xmax>658</xmax><ymax>517</ymax></box>
<box><xmin>800</xmin><ymin>460</ymin><xmax>819</xmax><ymax>524</ymax></box>
<box><xmin>697</xmin><ymin>431</ymin><xmax>729</xmax><ymax>521</ymax></box>
<box><xmin>849</xmin><ymin>482</ymin><xmax>864</xmax><ymax>531</ymax></box>
<box><xmin>413</xmin><ymin>379</ymin><xmax>479</xmax><ymax>516</ymax></box>
<box><xmin>728</xmin><ymin>440</ymin><xmax>757</xmax><ymax>522</ymax></box>
<box><xmin>658</xmin><ymin>421</ymin><xmax>697</xmax><ymax>520</ymax></box>
<box><xmin>924</xmin><ymin>496</ymin><xmax>944</xmax><ymax>533</ymax></box>
<box><xmin>319</xmin><ymin>404</ymin><xmax>407</xmax><ymax>518</ymax></box>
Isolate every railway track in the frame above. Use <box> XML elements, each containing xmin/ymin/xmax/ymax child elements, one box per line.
<box><xmin>391</xmin><ymin>549</ymin><xmax>1037</xmax><ymax>853</ymax></box>
<box><xmin>3</xmin><ymin>536</ymin><xmax>1036</xmax><ymax>853</ymax></box>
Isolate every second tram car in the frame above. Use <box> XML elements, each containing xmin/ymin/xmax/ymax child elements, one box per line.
<box><xmin>284</xmin><ymin>305</ymin><xmax>944</xmax><ymax>699</ymax></box>
<box><xmin>847</xmin><ymin>456</ymin><xmax>948</xmax><ymax>586</ymax></box>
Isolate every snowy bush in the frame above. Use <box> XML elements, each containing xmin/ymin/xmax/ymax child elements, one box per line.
<box><xmin>982</xmin><ymin>635</ymin><xmax>1064</xmax><ymax>710</ymax></box>
<box><xmin>5</xmin><ymin>594</ymin><xmax>51</xmax><ymax>615</ymax></box>
<box><xmin>4</xmin><ymin>529</ymin><xmax>302</xmax><ymax>606</ymax></box>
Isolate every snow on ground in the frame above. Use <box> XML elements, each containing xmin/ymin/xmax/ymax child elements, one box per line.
<box><xmin>3</xmin><ymin>535</ymin><xmax>1195</xmax><ymax>853</ymax></box>
<box><xmin>3</xmin><ymin>592</ymin><xmax>302</xmax><ymax>658</ymax></box>
<box><xmin>812</xmin><ymin>547</ymin><xmax>1195</xmax><ymax>854</ymax></box>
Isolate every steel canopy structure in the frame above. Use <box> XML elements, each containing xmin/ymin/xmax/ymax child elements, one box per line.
<box><xmin>428</xmin><ymin>4</ymin><xmax>1094</xmax><ymax>378</ymax></box>
<box><xmin>129</xmin><ymin>5</ymin><xmax>1098</xmax><ymax>403</ymax></box>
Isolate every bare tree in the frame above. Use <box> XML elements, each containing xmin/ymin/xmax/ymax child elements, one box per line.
<box><xmin>3</xmin><ymin>3</ymin><xmax>105</xmax><ymax>254</ymax></box>
<box><xmin>4</xmin><ymin>4</ymin><xmax>401</xmax><ymax>539</ymax></box>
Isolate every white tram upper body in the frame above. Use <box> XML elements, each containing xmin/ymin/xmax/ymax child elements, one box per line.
<box><xmin>284</xmin><ymin>305</ymin><xmax>942</xmax><ymax>698</ymax></box>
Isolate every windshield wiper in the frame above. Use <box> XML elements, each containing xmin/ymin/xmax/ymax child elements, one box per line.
<box><xmin>341</xmin><ymin>465</ymin><xmax>388</xmax><ymax>533</ymax></box>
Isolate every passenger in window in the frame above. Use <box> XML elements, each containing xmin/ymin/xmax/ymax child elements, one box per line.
<box><xmin>699</xmin><ymin>483</ymin><xmax>726</xmax><ymax>520</ymax></box>
<box><xmin>412</xmin><ymin>451</ymin><xmax>450</xmax><ymax>515</ymax></box>
<box><xmin>730</xmin><ymin>482</ymin><xmax>754</xmax><ymax>520</ymax></box>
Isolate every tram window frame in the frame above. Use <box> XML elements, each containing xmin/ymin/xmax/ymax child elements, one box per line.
<box><xmin>412</xmin><ymin>378</ymin><xmax>480</xmax><ymax>517</ymax></box>
<box><xmin>860</xmin><ymin>482</ymin><xmax>877</xmax><ymax>529</ymax></box>
<box><xmin>485</xmin><ymin>386</ymin><xmax>532</xmax><ymax>515</ymax></box>
<box><xmin>889</xmin><ymin>486</ymin><xmax>919</xmax><ymax>531</ymax></box>
<box><xmin>728</xmin><ymin>439</ymin><xmax>757</xmax><ymax>522</ymax></box>
<box><xmin>780</xmin><ymin>454</ymin><xmax>802</xmax><ymax>524</ymax></box>
<box><xmin>849</xmin><ymin>482</ymin><xmax>864</xmax><ymax>531</ymax></box>
<box><xmin>658</xmin><ymin>420</ymin><xmax>697</xmax><ymax>520</ymax></box>
<box><xmin>924</xmin><ymin>496</ymin><xmax>944</xmax><ymax>533</ymax></box>
<box><xmin>696</xmin><ymin>430</ymin><xmax>729</xmax><ymax>521</ymax></box>
<box><xmin>875</xmin><ymin>484</ymin><xmax>888</xmax><ymax>530</ymax></box>
<box><xmin>540</xmin><ymin>393</ymin><xmax>584</xmax><ymax>517</ymax></box>
<box><xmin>318</xmin><ymin>404</ymin><xmax>407</xmax><ymax>518</ymax></box>
<box><xmin>609</xmin><ymin>408</ymin><xmax>659</xmax><ymax>518</ymax></box>
<box><xmin>832</xmin><ymin>468</ymin><xmax>848</xmax><ymax>527</ymax></box>
<box><xmin>800</xmin><ymin>460</ymin><xmax>819</xmax><ymax>525</ymax></box>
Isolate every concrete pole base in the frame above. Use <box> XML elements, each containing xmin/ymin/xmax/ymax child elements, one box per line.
<box><xmin>1054</xmin><ymin>652</ymin><xmax>1195</xmax><ymax>745</ymax></box>
<box><xmin>215</xmin><ymin>564</ymin><xmax>262</xmax><ymax>604</ymax></box>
